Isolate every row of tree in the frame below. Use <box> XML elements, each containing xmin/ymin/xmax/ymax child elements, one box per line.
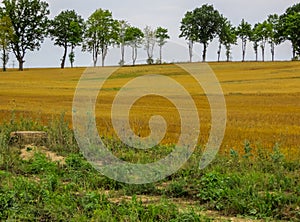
<box><xmin>0</xmin><ymin>0</ymin><xmax>299</xmax><ymax>71</ymax></box>
<box><xmin>0</xmin><ymin>0</ymin><xmax>170</xmax><ymax>71</ymax></box>
<box><xmin>179</xmin><ymin>3</ymin><xmax>300</xmax><ymax>63</ymax></box>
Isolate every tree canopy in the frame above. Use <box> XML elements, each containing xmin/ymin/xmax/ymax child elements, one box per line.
<box><xmin>83</xmin><ymin>9</ymin><xmax>119</xmax><ymax>67</ymax></box>
<box><xmin>180</xmin><ymin>4</ymin><xmax>222</xmax><ymax>62</ymax></box>
<box><xmin>217</xmin><ymin>16</ymin><xmax>237</xmax><ymax>62</ymax></box>
<box><xmin>124</xmin><ymin>26</ymin><xmax>144</xmax><ymax>66</ymax></box>
<box><xmin>1</xmin><ymin>0</ymin><xmax>49</xmax><ymax>70</ymax></box>
<box><xmin>0</xmin><ymin>14</ymin><xmax>14</xmax><ymax>71</ymax></box>
<box><xmin>155</xmin><ymin>27</ymin><xmax>170</xmax><ymax>64</ymax></box>
<box><xmin>278</xmin><ymin>3</ymin><xmax>300</xmax><ymax>59</ymax></box>
<box><xmin>237</xmin><ymin>19</ymin><xmax>252</xmax><ymax>62</ymax></box>
<box><xmin>49</xmin><ymin>10</ymin><xmax>84</xmax><ymax>69</ymax></box>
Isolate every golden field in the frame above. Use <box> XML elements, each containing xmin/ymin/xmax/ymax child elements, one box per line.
<box><xmin>0</xmin><ymin>62</ymin><xmax>299</xmax><ymax>158</ymax></box>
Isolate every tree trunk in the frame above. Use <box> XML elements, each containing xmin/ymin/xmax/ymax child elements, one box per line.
<box><xmin>101</xmin><ymin>55</ymin><xmax>105</xmax><ymax>67</ymax></box>
<box><xmin>159</xmin><ymin>45</ymin><xmax>162</xmax><ymax>64</ymax></box>
<box><xmin>261</xmin><ymin>44</ymin><xmax>265</xmax><ymax>62</ymax></box>
<box><xmin>12</xmin><ymin>49</ymin><xmax>24</xmax><ymax>71</ymax></box>
<box><xmin>70</xmin><ymin>47</ymin><xmax>74</xmax><ymax>68</ymax></box>
<box><xmin>61</xmin><ymin>45</ymin><xmax>67</xmax><ymax>69</ymax></box>
<box><xmin>121</xmin><ymin>43</ymin><xmax>125</xmax><ymax>66</ymax></box>
<box><xmin>242</xmin><ymin>40</ymin><xmax>246</xmax><ymax>62</ymax></box>
<box><xmin>101</xmin><ymin>46</ymin><xmax>107</xmax><ymax>67</ymax></box>
<box><xmin>92</xmin><ymin>46</ymin><xmax>97</xmax><ymax>67</ymax></box>
<box><xmin>202</xmin><ymin>43</ymin><xmax>207</xmax><ymax>62</ymax></box>
<box><xmin>292</xmin><ymin>44</ymin><xmax>295</xmax><ymax>60</ymax></box>
<box><xmin>217</xmin><ymin>42</ymin><xmax>221</xmax><ymax>62</ymax></box>
<box><xmin>132</xmin><ymin>46</ymin><xmax>137</xmax><ymax>66</ymax></box>
<box><xmin>188</xmin><ymin>40</ymin><xmax>193</xmax><ymax>63</ymax></box>
<box><xmin>17</xmin><ymin>57</ymin><xmax>24</xmax><ymax>71</ymax></box>
<box><xmin>226</xmin><ymin>45</ymin><xmax>230</xmax><ymax>62</ymax></box>
<box><xmin>255</xmin><ymin>51</ymin><xmax>258</xmax><ymax>62</ymax></box>
<box><xmin>2</xmin><ymin>47</ymin><xmax>6</xmax><ymax>72</ymax></box>
<box><xmin>270</xmin><ymin>42</ymin><xmax>275</xmax><ymax>62</ymax></box>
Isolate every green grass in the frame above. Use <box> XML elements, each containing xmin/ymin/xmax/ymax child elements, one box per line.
<box><xmin>0</xmin><ymin>116</ymin><xmax>299</xmax><ymax>221</ymax></box>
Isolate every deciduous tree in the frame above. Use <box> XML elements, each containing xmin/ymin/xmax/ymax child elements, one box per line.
<box><xmin>143</xmin><ymin>26</ymin><xmax>156</xmax><ymax>64</ymax></box>
<box><xmin>125</xmin><ymin>26</ymin><xmax>144</xmax><ymax>66</ymax></box>
<box><xmin>2</xmin><ymin>0</ymin><xmax>49</xmax><ymax>70</ymax></box>
<box><xmin>69</xmin><ymin>51</ymin><xmax>75</xmax><ymax>68</ymax></box>
<box><xmin>155</xmin><ymin>27</ymin><xmax>170</xmax><ymax>64</ymax></box>
<box><xmin>253</xmin><ymin>21</ymin><xmax>271</xmax><ymax>61</ymax></box>
<box><xmin>217</xmin><ymin>16</ymin><xmax>237</xmax><ymax>62</ymax></box>
<box><xmin>117</xmin><ymin>20</ymin><xmax>129</xmax><ymax>66</ymax></box>
<box><xmin>83</xmin><ymin>9</ymin><xmax>119</xmax><ymax>67</ymax></box>
<box><xmin>179</xmin><ymin>11</ymin><xmax>197</xmax><ymax>62</ymax></box>
<box><xmin>237</xmin><ymin>19</ymin><xmax>252</xmax><ymax>62</ymax></box>
<box><xmin>49</xmin><ymin>10</ymin><xmax>84</xmax><ymax>69</ymax></box>
<box><xmin>180</xmin><ymin>5</ymin><xmax>222</xmax><ymax>62</ymax></box>
<box><xmin>267</xmin><ymin>14</ymin><xmax>280</xmax><ymax>61</ymax></box>
<box><xmin>250</xmin><ymin>27</ymin><xmax>260</xmax><ymax>61</ymax></box>
<box><xmin>0</xmin><ymin>15</ymin><xmax>13</xmax><ymax>71</ymax></box>
<box><xmin>277</xmin><ymin>3</ymin><xmax>300</xmax><ymax>59</ymax></box>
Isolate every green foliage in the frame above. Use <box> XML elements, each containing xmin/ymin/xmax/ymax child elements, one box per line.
<box><xmin>124</xmin><ymin>26</ymin><xmax>144</xmax><ymax>65</ymax></box>
<box><xmin>117</xmin><ymin>20</ymin><xmax>130</xmax><ymax>66</ymax></box>
<box><xmin>253</xmin><ymin>21</ymin><xmax>272</xmax><ymax>61</ymax></box>
<box><xmin>165</xmin><ymin>179</ymin><xmax>189</xmax><ymax>198</ymax></box>
<box><xmin>250</xmin><ymin>25</ymin><xmax>260</xmax><ymax>61</ymax></box>
<box><xmin>236</xmin><ymin>19</ymin><xmax>252</xmax><ymax>62</ymax></box>
<box><xmin>1</xmin><ymin>0</ymin><xmax>50</xmax><ymax>70</ymax></box>
<box><xmin>156</xmin><ymin>27</ymin><xmax>170</xmax><ymax>64</ymax></box>
<box><xmin>180</xmin><ymin>4</ymin><xmax>222</xmax><ymax>62</ymax></box>
<box><xmin>277</xmin><ymin>3</ymin><xmax>300</xmax><ymax>59</ymax></box>
<box><xmin>69</xmin><ymin>50</ymin><xmax>75</xmax><ymax>68</ymax></box>
<box><xmin>0</xmin><ymin>15</ymin><xmax>13</xmax><ymax>71</ymax></box>
<box><xmin>217</xmin><ymin>16</ymin><xmax>237</xmax><ymax>62</ymax></box>
<box><xmin>179</xmin><ymin>10</ymin><xmax>196</xmax><ymax>62</ymax></box>
<box><xmin>123</xmin><ymin>183</ymin><xmax>158</xmax><ymax>196</ymax></box>
<box><xmin>242</xmin><ymin>140</ymin><xmax>253</xmax><ymax>159</ymax></box>
<box><xmin>24</xmin><ymin>152</ymin><xmax>58</xmax><ymax>174</ymax></box>
<box><xmin>47</xmin><ymin>114</ymin><xmax>78</xmax><ymax>155</ymax></box>
<box><xmin>197</xmin><ymin>171</ymin><xmax>231</xmax><ymax>209</ymax></box>
<box><xmin>155</xmin><ymin>27</ymin><xmax>170</xmax><ymax>47</ymax></box>
<box><xmin>49</xmin><ymin>10</ymin><xmax>84</xmax><ymax>69</ymax></box>
<box><xmin>82</xmin><ymin>8</ymin><xmax>119</xmax><ymax>67</ymax></box>
<box><xmin>267</xmin><ymin>14</ymin><xmax>280</xmax><ymax>61</ymax></box>
<box><xmin>0</xmin><ymin>117</ymin><xmax>300</xmax><ymax>221</ymax></box>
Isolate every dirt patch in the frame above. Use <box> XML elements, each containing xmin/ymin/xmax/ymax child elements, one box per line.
<box><xmin>109</xmin><ymin>195</ymin><xmax>162</xmax><ymax>205</ymax></box>
<box><xmin>20</xmin><ymin>144</ymin><xmax>65</xmax><ymax>164</ymax></box>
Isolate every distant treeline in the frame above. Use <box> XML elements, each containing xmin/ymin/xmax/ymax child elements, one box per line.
<box><xmin>0</xmin><ymin>0</ymin><xmax>299</xmax><ymax>71</ymax></box>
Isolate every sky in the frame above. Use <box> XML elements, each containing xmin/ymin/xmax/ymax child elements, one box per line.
<box><xmin>8</xmin><ymin>0</ymin><xmax>300</xmax><ymax>68</ymax></box>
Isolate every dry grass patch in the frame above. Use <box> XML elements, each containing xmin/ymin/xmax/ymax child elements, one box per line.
<box><xmin>1</xmin><ymin>62</ymin><xmax>299</xmax><ymax>158</ymax></box>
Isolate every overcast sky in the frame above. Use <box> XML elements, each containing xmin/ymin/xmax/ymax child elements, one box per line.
<box><xmin>14</xmin><ymin>0</ymin><xmax>300</xmax><ymax>68</ymax></box>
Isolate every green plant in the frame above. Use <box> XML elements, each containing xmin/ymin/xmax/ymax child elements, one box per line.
<box><xmin>197</xmin><ymin>171</ymin><xmax>231</xmax><ymax>210</ymax></box>
<box><xmin>243</xmin><ymin>140</ymin><xmax>253</xmax><ymax>159</ymax></box>
<box><xmin>24</xmin><ymin>152</ymin><xmax>58</xmax><ymax>175</ymax></box>
<box><xmin>47</xmin><ymin>113</ymin><xmax>78</xmax><ymax>154</ymax></box>
<box><xmin>165</xmin><ymin>179</ymin><xmax>189</xmax><ymax>198</ymax></box>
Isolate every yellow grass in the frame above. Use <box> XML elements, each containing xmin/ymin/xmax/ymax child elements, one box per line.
<box><xmin>0</xmin><ymin>62</ymin><xmax>299</xmax><ymax>159</ymax></box>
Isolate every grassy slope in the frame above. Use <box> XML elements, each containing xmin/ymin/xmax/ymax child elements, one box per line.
<box><xmin>0</xmin><ymin>62</ymin><xmax>300</xmax><ymax>221</ymax></box>
<box><xmin>0</xmin><ymin>62</ymin><xmax>299</xmax><ymax>157</ymax></box>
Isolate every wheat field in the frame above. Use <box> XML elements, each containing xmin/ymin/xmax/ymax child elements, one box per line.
<box><xmin>0</xmin><ymin>62</ymin><xmax>299</xmax><ymax>158</ymax></box>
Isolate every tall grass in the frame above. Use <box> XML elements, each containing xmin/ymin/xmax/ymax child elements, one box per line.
<box><xmin>0</xmin><ymin>116</ymin><xmax>299</xmax><ymax>221</ymax></box>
